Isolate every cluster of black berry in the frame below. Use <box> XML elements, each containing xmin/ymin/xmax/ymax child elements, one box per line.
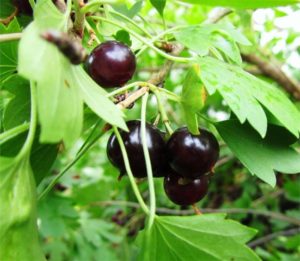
<box><xmin>107</xmin><ymin>121</ymin><xmax>220</xmax><ymax>206</ymax></box>
<box><xmin>85</xmin><ymin>41</ymin><xmax>220</xmax><ymax>206</ymax></box>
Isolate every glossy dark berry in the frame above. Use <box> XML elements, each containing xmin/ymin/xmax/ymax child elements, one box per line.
<box><xmin>166</xmin><ymin>127</ymin><xmax>219</xmax><ymax>179</ymax></box>
<box><xmin>13</xmin><ymin>0</ymin><xmax>33</xmax><ymax>16</ymax></box>
<box><xmin>107</xmin><ymin>120</ymin><xmax>167</xmax><ymax>178</ymax></box>
<box><xmin>85</xmin><ymin>41</ymin><xmax>136</xmax><ymax>88</ymax></box>
<box><xmin>164</xmin><ymin>170</ymin><xmax>209</xmax><ymax>206</ymax></box>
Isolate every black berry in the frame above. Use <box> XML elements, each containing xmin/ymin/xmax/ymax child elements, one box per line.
<box><xmin>13</xmin><ymin>0</ymin><xmax>33</xmax><ymax>16</ymax></box>
<box><xmin>166</xmin><ymin>127</ymin><xmax>219</xmax><ymax>179</ymax></box>
<box><xmin>107</xmin><ymin>120</ymin><xmax>167</xmax><ymax>178</ymax></box>
<box><xmin>164</xmin><ymin>170</ymin><xmax>209</xmax><ymax>205</ymax></box>
<box><xmin>85</xmin><ymin>41</ymin><xmax>136</xmax><ymax>88</ymax></box>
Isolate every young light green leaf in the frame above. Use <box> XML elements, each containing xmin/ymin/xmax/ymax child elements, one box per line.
<box><xmin>18</xmin><ymin>0</ymin><xmax>126</xmax><ymax>146</ymax></box>
<box><xmin>198</xmin><ymin>57</ymin><xmax>300</xmax><ymax>138</ymax></box>
<box><xmin>179</xmin><ymin>0</ymin><xmax>300</xmax><ymax>9</ymax></box>
<box><xmin>217</xmin><ymin>120</ymin><xmax>300</xmax><ymax>187</ymax></box>
<box><xmin>0</xmin><ymin>156</ymin><xmax>46</xmax><ymax>261</ymax></box>
<box><xmin>70</xmin><ymin>66</ymin><xmax>127</xmax><ymax>132</ymax></box>
<box><xmin>34</xmin><ymin>0</ymin><xmax>70</xmax><ymax>30</ymax></box>
<box><xmin>19</xmin><ymin>21</ymin><xmax>83</xmax><ymax>147</ymax></box>
<box><xmin>181</xmin><ymin>64</ymin><xmax>207</xmax><ymax>134</ymax></box>
<box><xmin>150</xmin><ymin>0</ymin><xmax>167</xmax><ymax>17</ymax></box>
<box><xmin>137</xmin><ymin>214</ymin><xmax>259</xmax><ymax>261</ymax></box>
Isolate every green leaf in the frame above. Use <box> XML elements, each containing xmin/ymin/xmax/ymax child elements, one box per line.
<box><xmin>18</xmin><ymin>2</ymin><xmax>83</xmax><ymax>147</ymax></box>
<box><xmin>137</xmin><ymin>214</ymin><xmax>259</xmax><ymax>261</ymax></box>
<box><xmin>181</xmin><ymin>64</ymin><xmax>206</xmax><ymax>134</ymax></box>
<box><xmin>174</xmin><ymin>23</ymin><xmax>250</xmax><ymax>60</ymax></box>
<box><xmin>112</xmin><ymin>1</ymin><xmax>143</xmax><ymax>19</ymax></box>
<box><xmin>0</xmin><ymin>156</ymin><xmax>46</xmax><ymax>261</ymax></box>
<box><xmin>38</xmin><ymin>195</ymin><xmax>78</xmax><ymax>237</ymax></box>
<box><xmin>72</xmin><ymin>179</ymin><xmax>114</xmax><ymax>205</ymax></box>
<box><xmin>80</xmin><ymin>216</ymin><xmax>122</xmax><ymax>246</ymax></box>
<box><xmin>179</xmin><ymin>0</ymin><xmax>300</xmax><ymax>8</ymax></box>
<box><xmin>211</xmin><ymin>33</ymin><xmax>242</xmax><ymax>65</ymax></box>
<box><xmin>0</xmin><ymin>18</ymin><xmax>21</xmax><ymax>83</ymax></box>
<box><xmin>216</xmin><ymin>120</ymin><xmax>300</xmax><ymax>187</ymax></box>
<box><xmin>284</xmin><ymin>179</ymin><xmax>300</xmax><ymax>202</ymax></box>
<box><xmin>70</xmin><ymin>66</ymin><xmax>127</xmax><ymax>132</ymax></box>
<box><xmin>174</xmin><ymin>26</ymin><xmax>212</xmax><ymax>56</ymax></box>
<box><xmin>114</xmin><ymin>29</ymin><xmax>132</xmax><ymax>46</ymax></box>
<box><xmin>2</xmin><ymin>75</ymin><xmax>30</xmax><ymax>130</ymax></box>
<box><xmin>0</xmin><ymin>128</ymin><xmax>58</xmax><ymax>184</ymax></box>
<box><xmin>18</xmin><ymin>1</ymin><xmax>126</xmax><ymax>146</ymax></box>
<box><xmin>30</xmin><ymin>141</ymin><xmax>59</xmax><ymax>185</ymax></box>
<box><xmin>198</xmin><ymin>57</ymin><xmax>300</xmax><ymax>138</ymax></box>
<box><xmin>150</xmin><ymin>0</ymin><xmax>166</xmax><ymax>17</ymax></box>
<box><xmin>0</xmin><ymin>0</ymin><xmax>15</xmax><ymax>19</ymax></box>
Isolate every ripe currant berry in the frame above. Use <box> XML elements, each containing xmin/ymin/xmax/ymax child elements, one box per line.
<box><xmin>107</xmin><ymin>120</ymin><xmax>167</xmax><ymax>178</ymax></box>
<box><xmin>164</xmin><ymin>170</ymin><xmax>209</xmax><ymax>205</ymax></box>
<box><xmin>166</xmin><ymin>127</ymin><xmax>219</xmax><ymax>179</ymax></box>
<box><xmin>85</xmin><ymin>41</ymin><xmax>136</xmax><ymax>88</ymax></box>
<box><xmin>13</xmin><ymin>0</ymin><xmax>33</xmax><ymax>16</ymax></box>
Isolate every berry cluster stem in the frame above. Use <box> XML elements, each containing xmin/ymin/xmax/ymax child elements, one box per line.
<box><xmin>152</xmin><ymin>89</ymin><xmax>174</xmax><ymax>135</ymax></box>
<box><xmin>113</xmin><ymin>127</ymin><xmax>150</xmax><ymax>215</ymax></box>
<box><xmin>141</xmin><ymin>93</ymin><xmax>156</xmax><ymax>229</ymax></box>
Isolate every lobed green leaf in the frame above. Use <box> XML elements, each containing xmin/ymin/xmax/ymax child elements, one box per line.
<box><xmin>137</xmin><ymin>214</ymin><xmax>259</xmax><ymax>261</ymax></box>
<box><xmin>217</xmin><ymin>120</ymin><xmax>300</xmax><ymax>186</ymax></box>
<box><xmin>0</xmin><ymin>156</ymin><xmax>46</xmax><ymax>261</ymax></box>
<box><xmin>198</xmin><ymin>57</ymin><xmax>300</xmax><ymax>138</ymax></box>
<box><xmin>0</xmin><ymin>18</ymin><xmax>20</xmax><ymax>83</ymax></box>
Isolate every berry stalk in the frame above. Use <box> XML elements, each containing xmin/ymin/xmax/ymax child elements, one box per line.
<box><xmin>113</xmin><ymin>126</ymin><xmax>150</xmax><ymax>215</ymax></box>
<box><xmin>141</xmin><ymin>93</ymin><xmax>156</xmax><ymax>229</ymax></box>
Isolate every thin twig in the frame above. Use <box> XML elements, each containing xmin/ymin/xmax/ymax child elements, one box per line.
<box><xmin>73</xmin><ymin>0</ymin><xmax>85</xmax><ymax>37</ymax></box>
<box><xmin>251</xmin><ymin>189</ymin><xmax>284</xmax><ymax>207</ymax></box>
<box><xmin>91</xmin><ymin>200</ymin><xmax>300</xmax><ymax>226</ymax></box>
<box><xmin>53</xmin><ymin>0</ymin><xmax>67</xmax><ymax>13</ymax></box>
<box><xmin>215</xmin><ymin>156</ymin><xmax>235</xmax><ymax>168</ymax></box>
<box><xmin>0</xmin><ymin>33</ymin><xmax>22</xmax><ymax>42</ymax></box>
<box><xmin>248</xmin><ymin>227</ymin><xmax>300</xmax><ymax>248</ymax></box>
<box><xmin>204</xmin><ymin>8</ymin><xmax>233</xmax><ymax>24</ymax></box>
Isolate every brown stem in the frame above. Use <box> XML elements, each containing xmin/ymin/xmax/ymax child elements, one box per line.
<box><xmin>92</xmin><ymin>201</ymin><xmax>300</xmax><ymax>226</ymax></box>
<box><xmin>53</xmin><ymin>0</ymin><xmax>67</xmax><ymax>13</ymax></box>
<box><xmin>0</xmin><ymin>6</ymin><xmax>17</xmax><ymax>25</ymax></box>
<box><xmin>242</xmin><ymin>53</ymin><xmax>300</xmax><ymax>100</ymax></box>
<box><xmin>73</xmin><ymin>0</ymin><xmax>85</xmax><ymax>37</ymax></box>
<box><xmin>204</xmin><ymin>8</ymin><xmax>233</xmax><ymax>24</ymax></box>
<box><xmin>192</xmin><ymin>204</ymin><xmax>202</xmax><ymax>215</ymax></box>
